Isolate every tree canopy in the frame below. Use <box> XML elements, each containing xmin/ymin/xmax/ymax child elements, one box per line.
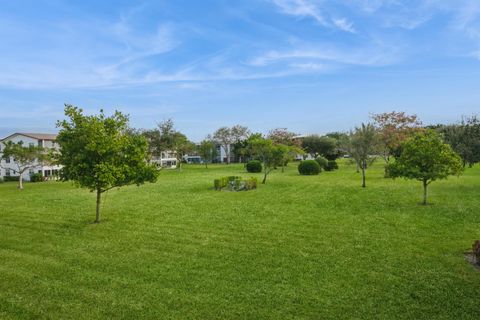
<box><xmin>438</xmin><ymin>115</ymin><xmax>480</xmax><ymax>168</ymax></box>
<box><xmin>55</xmin><ymin>105</ymin><xmax>159</xmax><ymax>222</ymax></box>
<box><xmin>301</xmin><ymin>135</ymin><xmax>340</xmax><ymax>160</ymax></box>
<box><xmin>372</xmin><ymin>111</ymin><xmax>422</xmax><ymax>163</ymax></box>
<box><xmin>387</xmin><ymin>130</ymin><xmax>463</xmax><ymax>205</ymax></box>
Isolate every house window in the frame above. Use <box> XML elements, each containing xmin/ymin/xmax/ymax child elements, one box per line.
<box><xmin>6</xmin><ymin>157</ymin><xmax>10</xmax><ymax>163</ymax></box>
<box><xmin>6</xmin><ymin>169</ymin><xmax>11</xmax><ymax>177</ymax></box>
<box><xmin>29</xmin><ymin>168</ymin><xmax>34</xmax><ymax>175</ymax></box>
<box><xmin>38</xmin><ymin>140</ymin><xmax>43</xmax><ymax>147</ymax></box>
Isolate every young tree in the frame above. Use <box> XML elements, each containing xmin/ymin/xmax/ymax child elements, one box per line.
<box><xmin>248</xmin><ymin>138</ymin><xmax>285</xmax><ymax>184</ymax></box>
<box><xmin>0</xmin><ymin>141</ymin><xmax>47</xmax><ymax>190</ymax></box>
<box><xmin>349</xmin><ymin>123</ymin><xmax>379</xmax><ymax>188</ymax></box>
<box><xmin>387</xmin><ymin>130</ymin><xmax>463</xmax><ymax>205</ymax></box>
<box><xmin>371</xmin><ymin>111</ymin><xmax>422</xmax><ymax>163</ymax></box>
<box><xmin>55</xmin><ymin>105</ymin><xmax>159</xmax><ymax>223</ymax></box>
<box><xmin>197</xmin><ymin>138</ymin><xmax>217</xmax><ymax>168</ymax></box>
<box><xmin>172</xmin><ymin>132</ymin><xmax>194</xmax><ymax>171</ymax></box>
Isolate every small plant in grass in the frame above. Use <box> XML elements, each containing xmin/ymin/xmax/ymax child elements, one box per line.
<box><xmin>298</xmin><ymin>160</ymin><xmax>321</xmax><ymax>175</ymax></box>
<box><xmin>213</xmin><ymin>176</ymin><xmax>257</xmax><ymax>191</ymax></box>
<box><xmin>246</xmin><ymin>160</ymin><xmax>262</xmax><ymax>173</ymax></box>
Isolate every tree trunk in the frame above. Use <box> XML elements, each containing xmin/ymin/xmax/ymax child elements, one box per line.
<box><xmin>361</xmin><ymin>162</ymin><xmax>366</xmax><ymax>188</ymax></box>
<box><xmin>262</xmin><ymin>171</ymin><xmax>268</xmax><ymax>184</ymax></box>
<box><xmin>205</xmin><ymin>162</ymin><xmax>208</xmax><ymax>169</ymax></box>
<box><xmin>95</xmin><ymin>189</ymin><xmax>101</xmax><ymax>223</ymax></box>
<box><xmin>18</xmin><ymin>172</ymin><xmax>24</xmax><ymax>190</ymax></box>
<box><xmin>422</xmin><ymin>179</ymin><xmax>428</xmax><ymax>205</ymax></box>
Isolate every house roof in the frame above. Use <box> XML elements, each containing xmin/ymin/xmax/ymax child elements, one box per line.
<box><xmin>1</xmin><ymin>132</ymin><xmax>58</xmax><ymax>141</ymax></box>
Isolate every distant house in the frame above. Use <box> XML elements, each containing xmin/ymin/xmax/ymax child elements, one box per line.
<box><xmin>0</xmin><ymin>133</ymin><xmax>62</xmax><ymax>181</ymax></box>
<box><xmin>151</xmin><ymin>151</ymin><xmax>178</xmax><ymax>169</ymax></box>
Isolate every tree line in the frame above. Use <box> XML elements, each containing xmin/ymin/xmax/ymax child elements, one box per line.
<box><xmin>1</xmin><ymin>106</ymin><xmax>479</xmax><ymax>221</ymax></box>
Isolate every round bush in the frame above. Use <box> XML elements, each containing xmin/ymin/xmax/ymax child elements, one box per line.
<box><xmin>315</xmin><ymin>156</ymin><xmax>328</xmax><ymax>170</ymax></box>
<box><xmin>246</xmin><ymin>160</ymin><xmax>262</xmax><ymax>173</ymax></box>
<box><xmin>298</xmin><ymin>160</ymin><xmax>321</xmax><ymax>175</ymax></box>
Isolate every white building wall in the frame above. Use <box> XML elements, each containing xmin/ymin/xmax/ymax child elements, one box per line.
<box><xmin>0</xmin><ymin>134</ymin><xmax>61</xmax><ymax>181</ymax></box>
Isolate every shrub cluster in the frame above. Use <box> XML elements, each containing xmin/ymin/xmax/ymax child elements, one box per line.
<box><xmin>315</xmin><ymin>156</ymin><xmax>328</xmax><ymax>170</ymax></box>
<box><xmin>325</xmin><ymin>160</ymin><xmax>339</xmax><ymax>171</ymax></box>
<box><xmin>246</xmin><ymin>160</ymin><xmax>262</xmax><ymax>173</ymax></box>
<box><xmin>30</xmin><ymin>173</ymin><xmax>45</xmax><ymax>183</ymax></box>
<box><xmin>214</xmin><ymin>176</ymin><xmax>258</xmax><ymax>191</ymax></box>
<box><xmin>298</xmin><ymin>160</ymin><xmax>321</xmax><ymax>175</ymax></box>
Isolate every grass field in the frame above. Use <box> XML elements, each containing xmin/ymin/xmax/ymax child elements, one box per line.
<box><xmin>1</xmin><ymin>161</ymin><xmax>479</xmax><ymax>319</ymax></box>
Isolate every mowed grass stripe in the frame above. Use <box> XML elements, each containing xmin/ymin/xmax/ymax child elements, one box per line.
<box><xmin>1</xmin><ymin>161</ymin><xmax>479</xmax><ymax>319</ymax></box>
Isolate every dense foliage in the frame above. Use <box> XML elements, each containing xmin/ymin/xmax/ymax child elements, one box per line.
<box><xmin>315</xmin><ymin>156</ymin><xmax>328</xmax><ymax>170</ymax></box>
<box><xmin>387</xmin><ymin>130</ymin><xmax>463</xmax><ymax>205</ymax></box>
<box><xmin>55</xmin><ymin>105</ymin><xmax>159</xmax><ymax>222</ymax></box>
<box><xmin>325</xmin><ymin>160</ymin><xmax>339</xmax><ymax>171</ymax></box>
<box><xmin>298</xmin><ymin>160</ymin><xmax>321</xmax><ymax>175</ymax></box>
<box><xmin>302</xmin><ymin>135</ymin><xmax>340</xmax><ymax>160</ymax></box>
<box><xmin>438</xmin><ymin>115</ymin><xmax>480</xmax><ymax>168</ymax></box>
<box><xmin>246</xmin><ymin>160</ymin><xmax>262</xmax><ymax>173</ymax></box>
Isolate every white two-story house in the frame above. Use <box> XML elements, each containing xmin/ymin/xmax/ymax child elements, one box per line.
<box><xmin>0</xmin><ymin>133</ymin><xmax>62</xmax><ymax>181</ymax></box>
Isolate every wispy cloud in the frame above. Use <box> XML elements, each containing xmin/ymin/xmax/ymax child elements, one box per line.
<box><xmin>270</xmin><ymin>0</ymin><xmax>356</xmax><ymax>33</ymax></box>
<box><xmin>248</xmin><ymin>44</ymin><xmax>400</xmax><ymax>68</ymax></box>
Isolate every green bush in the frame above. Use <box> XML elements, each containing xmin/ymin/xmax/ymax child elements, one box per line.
<box><xmin>213</xmin><ymin>176</ymin><xmax>258</xmax><ymax>191</ymax></box>
<box><xmin>315</xmin><ymin>156</ymin><xmax>328</xmax><ymax>170</ymax></box>
<box><xmin>324</xmin><ymin>160</ymin><xmax>339</xmax><ymax>171</ymax></box>
<box><xmin>246</xmin><ymin>160</ymin><xmax>262</xmax><ymax>173</ymax></box>
<box><xmin>3</xmin><ymin>176</ymin><xmax>20</xmax><ymax>182</ymax></box>
<box><xmin>298</xmin><ymin>160</ymin><xmax>321</xmax><ymax>175</ymax></box>
<box><xmin>30</xmin><ymin>173</ymin><xmax>44</xmax><ymax>183</ymax></box>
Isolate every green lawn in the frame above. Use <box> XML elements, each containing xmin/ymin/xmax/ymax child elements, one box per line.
<box><xmin>1</xmin><ymin>161</ymin><xmax>479</xmax><ymax>319</ymax></box>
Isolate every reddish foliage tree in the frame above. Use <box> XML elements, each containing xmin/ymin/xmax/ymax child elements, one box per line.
<box><xmin>371</xmin><ymin>111</ymin><xmax>423</xmax><ymax>163</ymax></box>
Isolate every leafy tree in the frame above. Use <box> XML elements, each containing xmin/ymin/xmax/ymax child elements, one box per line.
<box><xmin>55</xmin><ymin>105</ymin><xmax>159</xmax><ymax>223</ymax></box>
<box><xmin>0</xmin><ymin>141</ymin><xmax>47</xmax><ymax>190</ymax></box>
<box><xmin>439</xmin><ymin>115</ymin><xmax>480</xmax><ymax>168</ymax></box>
<box><xmin>197</xmin><ymin>138</ymin><xmax>217</xmax><ymax>168</ymax></box>
<box><xmin>387</xmin><ymin>130</ymin><xmax>463</xmax><ymax>205</ymax></box>
<box><xmin>301</xmin><ymin>135</ymin><xmax>340</xmax><ymax>160</ymax></box>
<box><xmin>213</xmin><ymin>125</ymin><xmax>250</xmax><ymax>164</ymax></box>
<box><xmin>248</xmin><ymin>138</ymin><xmax>285</xmax><ymax>184</ymax></box>
<box><xmin>267</xmin><ymin>128</ymin><xmax>301</xmax><ymax>147</ymax></box>
<box><xmin>348</xmin><ymin>123</ymin><xmax>379</xmax><ymax>188</ymax></box>
<box><xmin>371</xmin><ymin>111</ymin><xmax>422</xmax><ymax>163</ymax></box>
<box><xmin>173</xmin><ymin>132</ymin><xmax>194</xmax><ymax>170</ymax></box>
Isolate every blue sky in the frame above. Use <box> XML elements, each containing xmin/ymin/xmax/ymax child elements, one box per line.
<box><xmin>0</xmin><ymin>0</ymin><xmax>479</xmax><ymax>140</ymax></box>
